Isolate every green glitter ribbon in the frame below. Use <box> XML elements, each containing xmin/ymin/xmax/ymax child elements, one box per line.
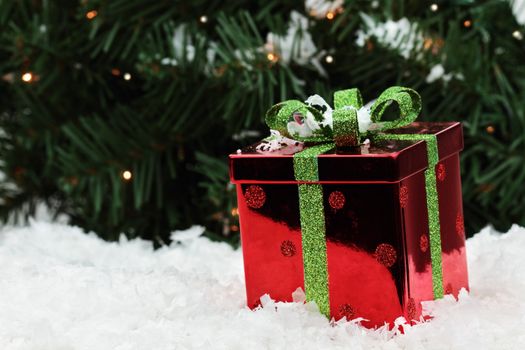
<box><xmin>373</xmin><ymin>133</ymin><xmax>443</xmax><ymax>298</ymax></box>
<box><xmin>265</xmin><ymin>87</ymin><xmax>444</xmax><ymax>317</ymax></box>
<box><xmin>368</xmin><ymin>87</ymin><xmax>443</xmax><ymax>298</ymax></box>
<box><xmin>293</xmin><ymin>144</ymin><xmax>334</xmax><ymax>316</ymax></box>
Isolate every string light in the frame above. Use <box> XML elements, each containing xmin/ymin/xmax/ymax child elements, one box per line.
<box><xmin>486</xmin><ymin>125</ymin><xmax>495</xmax><ymax>134</ymax></box>
<box><xmin>513</xmin><ymin>30</ymin><xmax>523</xmax><ymax>40</ymax></box>
<box><xmin>430</xmin><ymin>3</ymin><xmax>438</xmax><ymax>11</ymax></box>
<box><xmin>199</xmin><ymin>15</ymin><xmax>208</xmax><ymax>23</ymax></box>
<box><xmin>423</xmin><ymin>38</ymin><xmax>433</xmax><ymax>50</ymax></box>
<box><xmin>111</xmin><ymin>68</ymin><xmax>121</xmax><ymax>76</ymax></box>
<box><xmin>86</xmin><ymin>10</ymin><xmax>98</xmax><ymax>20</ymax></box>
<box><xmin>326</xmin><ymin>11</ymin><xmax>335</xmax><ymax>20</ymax></box>
<box><xmin>123</xmin><ymin>73</ymin><xmax>131</xmax><ymax>80</ymax></box>
<box><xmin>423</xmin><ymin>36</ymin><xmax>444</xmax><ymax>55</ymax></box>
<box><xmin>231</xmin><ymin>208</ymin><xmax>239</xmax><ymax>216</ymax></box>
<box><xmin>325</xmin><ymin>55</ymin><xmax>334</xmax><ymax>63</ymax></box>
<box><xmin>122</xmin><ymin>170</ymin><xmax>132</xmax><ymax>181</ymax></box>
<box><xmin>21</xmin><ymin>72</ymin><xmax>33</xmax><ymax>83</ymax></box>
<box><xmin>463</xmin><ymin>20</ymin><xmax>472</xmax><ymax>28</ymax></box>
<box><xmin>267</xmin><ymin>52</ymin><xmax>278</xmax><ymax>63</ymax></box>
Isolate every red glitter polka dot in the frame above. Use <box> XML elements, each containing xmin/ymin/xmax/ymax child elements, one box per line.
<box><xmin>437</xmin><ymin>163</ymin><xmax>446</xmax><ymax>182</ymax></box>
<box><xmin>374</xmin><ymin>243</ymin><xmax>397</xmax><ymax>267</ymax></box>
<box><xmin>244</xmin><ymin>185</ymin><xmax>266</xmax><ymax>209</ymax></box>
<box><xmin>328</xmin><ymin>191</ymin><xmax>345</xmax><ymax>210</ymax></box>
<box><xmin>338</xmin><ymin>303</ymin><xmax>355</xmax><ymax>320</ymax></box>
<box><xmin>407</xmin><ymin>297</ymin><xmax>417</xmax><ymax>321</ymax></box>
<box><xmin>399</xmin><ymin>185</ymin><xmax>409</xmax><ymax>208</ymax></box>
<box><xmin>280</xmin><ymin>240</ymin><xmax>296</xmax><ymax>257</ymax></box>
<box><xmin>456</xmin><ymin>212</ymin><xmax>465</xmax><ymax>237</ymax></box>
<box><xmin>420</xmin><ymin>234</ymin><xmax>429</xmax><ymax>253</ymax></box>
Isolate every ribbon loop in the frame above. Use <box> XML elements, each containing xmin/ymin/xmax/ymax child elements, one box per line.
<box><xmin>265</xmin><ymin>100</ymin><xmax>330</xmax><ymax>142</ymax></box>
<box><xmin>370</xmin><ymin>86</ymin><xmax>422</xmax><ymax>131</ymax></box>
<box><xmin>334</xmin><ymin>88</ymin><xmax>363</xmax><ymax>110</ymax></box>
<box><xmin>265</xmin><ymin>87</ymin><xmax>421</xmax><ymax>147</ymax></box>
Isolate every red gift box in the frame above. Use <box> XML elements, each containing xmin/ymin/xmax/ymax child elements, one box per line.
<box><xmin>229</xmin><ymin>89</ymin><xmax>468</xmax><ymax>328</ymax></box>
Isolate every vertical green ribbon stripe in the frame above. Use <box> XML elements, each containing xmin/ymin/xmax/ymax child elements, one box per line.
<box><xmin>293</xmin><ymin>143</ymin><xmax>334</xmax><ymax>316</ymax></box>
<box><xmin>374</xmin><ymin>133</ymin><xmax>444</xmax><ymax>298</ymax></box>
<box><xmin>297</xmin><ymin>183</ymin><xmax>330</xmax><ymax>316</ymax></box>
<box><xmin>293</xmin><ymin>144</ymin><xmax>334</xmax><ymax>182</ymax></box>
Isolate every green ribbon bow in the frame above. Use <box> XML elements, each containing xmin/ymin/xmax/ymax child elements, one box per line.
<box><xmin>266</xmin><ymin>86</ymin><xmax>422</xmax><ymax>147</ymax></box>
<box><xmin>265</xmin><ymin>87</ymin><xmax>443</xmax><ymax>317</ymax></box>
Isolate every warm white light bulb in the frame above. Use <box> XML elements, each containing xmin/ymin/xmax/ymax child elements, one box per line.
<box><xmin>122</xmin><ymin>170</ymin><xmax>132</xmax><ymax>181</ymax></box>
<box><xmin>199</xmin><ymin>15</ymin><xmax>208</xmax><ymax>23</ymax></box>
<box><xmin>267</xmin><ymin>53</ymin><xmax>278</xmax><ymax>62</ymax></box>
<box><xmin>21</xmin><ymin>72</ymin><xmax>33</xmax><ymax>82</ymax></box>
<box><xmin>325</xmin><ymin>55</ymin><xmax>334</xmax><ymax>63</ymax></box>
<box><xmin>86</xmin><ymin>10</ymin><xmax>98</xmax><ymax>20</ymax></box>
<box><xmin>430</xmin><ymin>3</ymin><xmax>438</xmax><ymax>11</ymax></box>
<box><xmin>123</xmin><ymin>73</ymin><xmax>131</xmax><ymax>80</ymax></box>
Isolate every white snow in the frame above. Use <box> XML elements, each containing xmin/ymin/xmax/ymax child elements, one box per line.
<box><xmin>1</xmin><ymin>221</ymin><xmax>525</xmax><ymax>349</ymax></box>
<box><xmin>304</xmin><ymin>0</ymin><xmax>344</xmax><ymax>19</ymax></box>
<box><xmin>162</xmin><ymin>26</ymin><xmax>216</xmax><ymax>73</ymax></box>
<box><xmin>265</xmin><ymin>11</ymin><xmax>327</xmax><ymax>77</ymax></box>
<box><xmin>511</xmin><ymin>0</ymin><xmax>525</xmax><ymax>26</ymax></box>
<box><xmin>356</xmin><ymin>15</ymin><xmax>424</xmax><ymax>59</ymax></box>
<box><xmin>426</xmin><ymin>64</ymin><xmax>464</xmax><ymax>84</ymax></box>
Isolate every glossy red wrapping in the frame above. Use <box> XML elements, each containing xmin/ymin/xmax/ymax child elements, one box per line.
<box><xmin>229</xmin><ymin>122</ymin><xmax>469</xmax><ymax>328</ymax></box>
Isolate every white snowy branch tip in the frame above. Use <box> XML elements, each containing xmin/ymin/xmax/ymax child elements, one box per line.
<box><xmin>356</xmin><ymin>14</ymin><xmax>424</xmax><ymax>59</ymax></box>
<box><xmin>512</xmin><ymin>0</ymin><xmax>525</xmax><ymax>25</ymax></box>
<box><xmin>305</xmin><ymin>0</ymin><xmax>344</xmax><ymax>19</ymax></box>
<box><xmin>265</xmin><ymin>11</ymin><xmax>327</xmax><ymax>77</ymax></box>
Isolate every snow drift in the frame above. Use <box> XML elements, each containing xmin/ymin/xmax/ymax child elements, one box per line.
<box><xmin>1</xmin><ymin>221</ymin><xmax>524</xmax><ymax>349</ymax></box>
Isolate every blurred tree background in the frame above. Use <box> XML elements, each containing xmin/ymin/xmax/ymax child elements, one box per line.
<box><xmin>0</xmin><ymin>0</ymin><xmax>524</xmax><ymax>246</ymax></box>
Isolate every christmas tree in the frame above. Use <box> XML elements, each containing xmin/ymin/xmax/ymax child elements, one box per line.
<box><xmin>1</xmin><ymin>0</ymin><xmax>524</xmax><ymax>244</ymax></box>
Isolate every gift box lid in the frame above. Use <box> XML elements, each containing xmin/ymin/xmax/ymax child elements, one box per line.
<box><xmin>229</xmin><ymin>122</ymin><xmax>463</xmax><ymax>183</ymax></box>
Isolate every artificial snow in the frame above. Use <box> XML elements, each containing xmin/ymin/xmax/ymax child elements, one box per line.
<box><xmin>1</xmin><ymin>221</ymin><xmax>525</xmax><ymax>349</ymax></box>
<box><xmin>511</xmin><ymin>0</ymin><xmax>525</xmax><ymax>26</ymax></box>
<box><xmin>426</xmin><ymin>64</ymin><xmax>464</xmax><ymax>84</ymax></box>
<box><xmin>265</xmin><ymin>11</ymin><xmax>327</xmax><ymax>77</ymax></box>
<box><xmin>304</xmin><ymin>0</ymin><xmax>344</xmax><ymax>19</ymax></box>
<box><xmin>356</xmin><ymin>15</ymin><xmax>423</xmax><ymax>59</ymax></box>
